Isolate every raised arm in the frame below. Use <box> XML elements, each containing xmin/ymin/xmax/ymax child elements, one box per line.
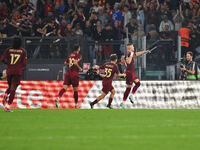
<box><xmin>135</xmin><ymin>50</ymin><xmax>151</xmax><ymax>56</ymax></box>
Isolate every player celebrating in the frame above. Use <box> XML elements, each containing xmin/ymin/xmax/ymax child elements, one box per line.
<box><xmin>120</xmin><ymin>43</ymin><xmax>150</xmax><ymax>108</ymax></box>
<box><xmin>90</xmin><ymin>54</ymin><xmax>126</xmax><ymax>109</ymax></box>
<box><xmin>55</xmin><ymin>44</ymin><xmax>82</xmax><ymax>109</ymax></box>
<box><xmin>0</xmin><ymin>37</ymin><xmax>27</xmax><ymax>112</ymax></box>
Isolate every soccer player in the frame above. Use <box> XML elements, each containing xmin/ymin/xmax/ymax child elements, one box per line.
<box><xmin>0</xmin><ymin>37</ymin><xmax>27</xmax><ymax>112</ymax></box>
<box><xmin>55</xmin><ymin>44</ymin><xmax>82</xmax><ymax>108</ymax></box>
<box><xmin>120</xmin><ymin>43</ymin><xmax>150</xmax><ymax>108</ymax></box>
<box><xmin>90</xmin><ymin>54</ymin><xmax>126</xmax><ymax>109</ymax></box>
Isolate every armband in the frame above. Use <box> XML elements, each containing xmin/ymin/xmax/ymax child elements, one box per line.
<box><xmin>130</xmin><ymin>52</ymin><xmax>134</xmax><ymax>57</ymax></box>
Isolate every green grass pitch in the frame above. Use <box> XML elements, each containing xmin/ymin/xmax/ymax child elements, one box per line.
<box><xmin>0</xmin><ymin>109</ymin><xmax>200</xmax><ymax>150</ymax></box>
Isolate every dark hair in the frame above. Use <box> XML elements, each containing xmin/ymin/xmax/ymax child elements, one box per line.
<box><xmin>126</xmin><ymin>43</ymin><xmax>133</xmax><ymax>47</ymax></box>
<box><xmin>12</xmin><ymin>37</ymin><xmax>22</xmax><ymax>49</ymax></box>
<box><xmin>74</xmin><ymin>44</ymin><xmax>80</xmax><ymax>51</ymax></box>
<box><xmin>110</xmin><ymin>54</ymin><xmax>118</xmax><ymax>61</ymax></box>
<box><xmin>187</xmin><ymin>51</ymin><xmax>193</xmax><ymax>57</ymax></box>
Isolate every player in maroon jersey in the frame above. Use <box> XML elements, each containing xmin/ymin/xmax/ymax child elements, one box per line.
<box><xmin>90</xmin><ymin>54</ymin><xmax>126</xmax><ymax>109</ymax></box>
<box><xmin>55</xmin><ymin>44</ymin><xmax>82</xmax><ymax>108</ymax></box>
<box><xmin>0</xmin><ymin>37</ymin><xmax>27</xmax><ymax>112</ymax></box>
<box><xmin>120</xmin><ymin>43</ymin><xmax>150</xmax><ymax>108</ymax></box>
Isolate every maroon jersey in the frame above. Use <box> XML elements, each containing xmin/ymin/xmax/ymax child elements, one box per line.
<box><xmin>100</xmin><ymin>62</ymin><xmax>119</xmax><ymax>83</ymax></box>
<box><xmin>65</xmin><ymin>51</ymin><xmax>82</xmax><ymax>74</ymax></box>
<box><xmin>125</xmin><ymin>53</ymin><xmax>135</xmax><ymax>73</ymax></box>
<box><xmin>1</xmin><ymin>47</ymin><xmax>27</xmax><ymax>75</ymax></box>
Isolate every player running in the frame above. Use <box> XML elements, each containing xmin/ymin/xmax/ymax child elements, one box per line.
<box><xmin>90</xmin><ymin>54</ymin><xmax>126</xmax><ymax>109</ymax></box>
<box><xmin>120</xmin><ymin>43</ymin><xmax>150</xmax><ymax>109</ymax></box>
<box><xmin>55</xmin><ymin>44</ymin><xmax>82</xmax><ymax>109</ymax></box>
<box><xmin>0</xmin><ymin>37</ymin><xmax>27</xmax><ymax>112</ymax></box>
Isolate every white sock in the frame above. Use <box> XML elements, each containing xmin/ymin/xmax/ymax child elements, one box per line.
<box><xmin>121</xmin><ymin>101</ymin><xmax>125</xmax><ymax>104</ymax></box>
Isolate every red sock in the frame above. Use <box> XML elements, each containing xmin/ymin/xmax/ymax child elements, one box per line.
<box><xmin>92</xmin><ymin>99</ymin><xmax>98</xmax><ymax>105</ymax></box>
<box><xmin>108</xmin><ymin>97</ymin><xmax>113</xmax><ymax>106</ymax></box>
<box><xmin>132</xmin><ymin>82</ymin><xmax>140</xmax><ymax>94</ymax></box>
<box><xmin>123</xmin><ymin>88</ymin><xmax>131</xmax><ymax>101</ymax></box>
<box><xmin>58</xmin><ymin>88</ymin><xmax>66</xmax><ymax>98</ymax></box>
<box><xmin>8</xmin><ymin>90</ymin><xmax>16</xmax><ymax>105</ymax></box>
<box><xmin>74</xmin><ymin>91</ymin><xmax>78</xmax><ymax>104</ymax></box>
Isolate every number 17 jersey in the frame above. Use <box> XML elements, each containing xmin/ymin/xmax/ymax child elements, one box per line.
<box><xmin>65</xmin><ymin>51</ymin><xmax>82</xmax><ymax>74</ymax></box>
<box><xmin>1</xmin><ymin>47</ymin><xmax>27</xmax><ymax>75</ymax></box>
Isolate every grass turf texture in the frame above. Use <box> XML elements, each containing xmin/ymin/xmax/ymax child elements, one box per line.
<box><xmin>0</xmin><ymin>109</ymin><xmax>200</xmax><ymax>150</ymax></box>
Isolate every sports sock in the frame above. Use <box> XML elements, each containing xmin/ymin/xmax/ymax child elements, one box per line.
<box><xmin>132</xmin><ymin>82</ymin><xmax>141</xmax><ymax>94</ymax></box>
<box><xmin>123</xmin><ymin>87</ymin><xmax>131</xmax><ymax>101</ymax></box>
<box><xmin>58</xmin><ymin>88</ymin><xmax>66</xmax><ymax>98</ymax></box>
<box><xmin>108</xmin><ymin>97</ymin><xmax>113</xmax><ymax>106</ymax></box>
<box><xmin>8</xmin><ymin>90</ymin><xmax>16</xmax><ymax>105</ymax></box>
<box><xmin>5</xmin><ymin>88</ymin><xmax>10</xmax><ymax>95</ymax></box>
<box><xmin>74</xmin><ymin>91</ymin><xmax>78</xmax><ymax>104</ymax></box>
<box><xmin>91</xmin><ymin>99</ymin><xmax>98</xmax><ymax>105</ymax></box>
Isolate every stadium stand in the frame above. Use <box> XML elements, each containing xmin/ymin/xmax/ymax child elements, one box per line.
<box><xmin>0</xmin><ymin>0</ymin><xmax>200</xmax><ymax>80</ymax></box>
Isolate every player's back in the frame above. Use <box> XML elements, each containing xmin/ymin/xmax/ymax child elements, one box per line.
<box><xmin>100</xmin><ymin>62</ymin><xmax>119</xmax><ymax>82</ymax></box>
<box><xmin>66</xmin><ymin>52</ymin><xmax>81</xmax><ymax>73</ymax></box>
<box><xmin>1</xmin><ymin>47</ymin><xmax>27</xmax><ymax>75</ymax></box>
<box><xmin>125</xmin><ymin>53</ymin><xmax>135</xmax><ymax>73</ymax></box>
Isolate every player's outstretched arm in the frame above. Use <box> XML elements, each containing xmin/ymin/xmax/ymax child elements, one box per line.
<box><xmin>117</xmin><ymin>73</ymin><xmax>126</xmax><ymax>78</ymax></box>
<box><xmin>136</xmin><ymin>50</ymin><xmax>151</xmax><ymax>56</ymax></box>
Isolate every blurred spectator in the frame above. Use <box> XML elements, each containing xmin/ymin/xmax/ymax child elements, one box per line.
<box><xmin>136</xmin><ymin>4</ymin><xmax>145</xmax><ymax>31</ymax></box>
<box><xmin>44</xmin><ymin>0</ymin><xmax>55</xmax><ymax>17</ymax></box>
<box><xmin>190</xmin><ymin>0</ymin><xmax>200</xmax><ymax>18</ymax></box>
<box><xmin>93</xmin><ymin>25</ymin><xmax>103</xmax><ymax>63</ymax></box>
<box><xmin>147</xmin><ymin>24</ymin><xmax>159</xmax><ymax>41</ymax></box>
<box><xmin>98</xmin><ymin>7</ymin><xmax>109</xmax><ymax>28</ymax></box>
<box><xmin>33</xmin><ymin>17</ymin><xmax>43</xmax><ymax>36</ymax></box>
<box><xmin>98</xmin><ymin>0</ymin><xmax>107</xmax><ymax>8</ymax></box>
<box><xmin>159</xmin><ymin>15</ymin><xmax>174</xmax><ymax>32</ymax></box>
<box><xmin>41</xmin><ymin>20</ymin><xmax>57</xmax><ymax>37</ymax></box>
<box><xmin>129</xmin><ymin>0</ymin><xmax>138</xmax><ymax>18</ymax></box>
<box><xmin>56</xmin><ymin>0</ymin><xmax>66</xmax><ymax>15</ymax></box>
<box><xmin>172</xmin><ymin>4</ymin><xmax>184</xmax><ymax>31</ymax></box>
<box><xmin>112</xmin><ymin>3</ymin><xmax>122</xmax><ymax>24</ymax></box>
<box><xmin>91</xmin><ymin>0</ymin><xmax>102</xmax><ymax>12</ymax></box>
<box><xmin>125</xmin><ymin>18</ymin><xmax>138</xmax><ymax>41</ymax></box>
<box><xmin>36</xmin><ymin>0</ymin><xmax>45</xmax><ymax>18</ymax></box>
<box><xmin>73</xmin><ymin>23</ymin><xmax>83</xmax><ymax>36</ymax></box>
<box><xmin>112</xmin><ymin>20</ymin><xmax>123</xmax><ymax>58</ymax></box>
<box><xmin>0</xmin><ymin>2</ymin><xmax>8</xmax><ymax>18</ymax></box>
<box><xmin>57</xmin><ymin>19</ymin><xmax>68</xmax><ymax>37</ymax></box>
<box><xmin>66</xmin><ymin>0</ymin><xmax>75</xmax><ymax>12</ymax></box>
<box><xmin>178</xmin><ymin>22</ymin><xmax>191</xmax><ymax>57</ymax></box>
<box><xmin>104</xmin><ymin>3</ymin><xmax>112</xmax><ymax>19</ymax></box>
<box><xmin>89</xmin><ymin>11</ymin><xmax>99</xmax><ymax>32</ymax></box>
<box><xmin>102</xmin><ymin>24</ymin><xmax>113</xmax><ymax>60</ymax></box>
<box><xmin>84</xmin><ymin>20</ymin><xmax>95</xmax><ymax>65</ymax></box>
<box><xmin>132</xmin><ymin>23</ymin><xmax>145</xmax><ymax>41</ymax></box>
<box><xmin>123</xmin><ymin>5</ymin><xmax>132</xmax><ymax>28</ymax></box>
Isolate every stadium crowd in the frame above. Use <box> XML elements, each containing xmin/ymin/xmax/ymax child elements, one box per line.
<box><xmin>0</xmin><ymin>0</ymin><xmax>200</xmax><ymax>62</ymax></box>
